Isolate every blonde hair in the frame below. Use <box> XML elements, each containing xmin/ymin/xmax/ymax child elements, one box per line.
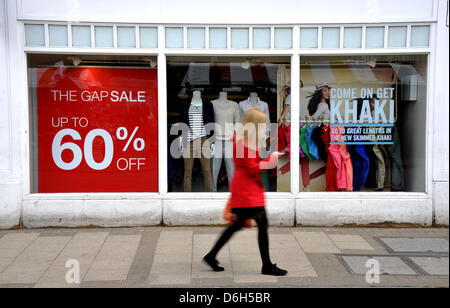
<box><xmin>236</xmin><ymin>108</ymin><xmax>267</xmax><ymax>150</ymax></box>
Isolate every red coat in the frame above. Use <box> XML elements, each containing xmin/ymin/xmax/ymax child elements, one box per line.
<box><xmin>229</xmin><ymin>135</ymin><xmax>278</xmax><ymax>208</ymax></box>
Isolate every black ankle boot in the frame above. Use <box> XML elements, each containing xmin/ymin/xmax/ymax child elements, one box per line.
<box><xmin>203</xmin><ymin>254</ymin><xmax>224</xmax><ymax>272</ymax></box>
<box><xmin>261</xmin><ymin>263</ymin><xmax>288</xmax><ymax>276</ymax></box>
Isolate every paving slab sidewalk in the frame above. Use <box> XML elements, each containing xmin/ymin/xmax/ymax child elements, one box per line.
<box><xmin>0</xmin><ymin>227</ymin><xmax>447</xmax><ymax>288</ymax></box>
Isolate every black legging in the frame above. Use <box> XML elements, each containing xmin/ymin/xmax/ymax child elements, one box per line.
<box><xmin>207</xmin><ymin>206</ymin><xmax>272</xmax><ymax>267</ymax></box>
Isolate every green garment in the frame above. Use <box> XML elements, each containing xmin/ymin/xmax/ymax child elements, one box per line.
<box><xmin>261</xmin><ymin>170</ymin><xmax>270</xmax><ymax>191</ymax></box>
<box><xmin>300</xmin><ymin>126</ymin><xmax>312</xmax><ymax>160</ymax></box>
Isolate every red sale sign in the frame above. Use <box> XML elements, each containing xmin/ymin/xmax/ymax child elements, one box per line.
<box><xmin>37</xmin><ymin>67</ymin><xmax>158</xmax><ymax>192</ymax></box>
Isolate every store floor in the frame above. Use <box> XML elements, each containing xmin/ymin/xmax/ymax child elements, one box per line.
<box><xmin>0</xmin><ymin>226</ymin><xmax>447</xmax><ymax>288</ymax></box>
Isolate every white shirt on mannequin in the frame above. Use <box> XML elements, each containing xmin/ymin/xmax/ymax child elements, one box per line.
<box><xmin>211</xmin><ymin>92</ymin><xmax>240</xmax><ymax>140</ymax></box>
<box><xmin>239</xmin><ymin>92</ymin><xmax>271</xmax><ymax>137</ymax></box>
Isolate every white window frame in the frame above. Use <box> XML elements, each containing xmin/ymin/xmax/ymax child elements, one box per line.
<box><xmin>20</xmin><ymin>22</ymin><xmax>434</xmax><ymax>205</ymax></box>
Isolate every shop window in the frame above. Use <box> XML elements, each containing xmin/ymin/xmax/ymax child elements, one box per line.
<box><xmin>300</xmin><ymin>28</ymin><xmax>318</xmax><ymax>49</ymax></box>
<box><xmin>410</xmin><ymin>26</ymin><xmax>430</xmax><ymax>47</ymax></box>
<box><xmin>322</xmin><ymin>27</ymin><xmax>340</xmax><ymax>48</ymax></box>
<box><xmin>274</xmin><ymin>28</ymin><xmax>292</xmax><ymax>49</ymax></box>
<box><xmin>49</xmin><ymin>25</ymin><xmax>68</xmax><ymax>47</ymax></box>
<box><xmin>343</xmin><ymin>27</ymin><xmax>362</xmax><ymax>48</ymax></box>
<box><xmin>231</xmin><ymin>28</ymin><xmax>249</xmax><ymax>49</ymax></box>
<box><xmin>140</xmin><ymin>27</ymin><xmax>158</xmax><ymax>48</ymax></box>
<box><xmin>209</xmin><ymin>28</ymin><xmax>227</xmax><ymax>49</ymax></box>
<box><xmin>72</xmin><ymin>25</ymin><xmax>91</xmax><ymax>47</ymax></box>
<box><xmin>95</xmin><ymin>26</ymin><xmax>113</xmax><ymax>48</ymax></box>
<box><xmin>388</xmin><ymin>26</ymin><xmax>407</xmax><ymax>47</ymax></box>
<box><xmin>253</xmin><ymin>28</ymin><xmax>271</xmax><ymax>49</ymax></box>
<box><xmin>165</xmin><ymin>27</ymin><xmax>183</xmax><ymax>48</ymax></box>
<box><xmin>167</xmin><ymin>57</ymin><xmax>291</xmax><ymax>192</ymax></box>
<box><xmin>299</xmin><ymin>55</ymin><xmax>427</xmax><ymax>193</ymax></box>
<box><xmin>28</xmin><ymin>54</ymin><xmax>158</xmax><ymax>193</ymax></box>
<box><xmin>117</xmin><ymin>26</ymin><xmax>136</xmax><ymax>48</ymax></box>
<box><xmin>187</xmin><ymin>28</ymin><xmax>205</xmax><ymax>49</ymax></box>
<box><xmin>25</xmin><ymin>24</ymin><xmax>45</xmax><ymax>46</ymax></box>
<box><xmin>366</xmin><ymin>27</ymin><xmax>385</xmax><ymax>48</ymax></box>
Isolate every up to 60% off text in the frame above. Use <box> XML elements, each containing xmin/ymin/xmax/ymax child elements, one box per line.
<box><xmin>51</xmin><ymin>116</ymin><xmax>146</xmax><ymax>172</ymax></box>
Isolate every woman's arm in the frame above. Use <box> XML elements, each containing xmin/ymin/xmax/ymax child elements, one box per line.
<box><xmin>312</xmin><ymin>103</ymin><xmax>329</xmax><ymax>119</ymax></box>
<box><xmin>278</xmin><ymin>103</ymin><xmax>290</xmax><ymax>125</ymax></box>
<box><xmin>243</xmin><ymin>151</ymin><xmax>284</xmax><ymax>179</ymax></box>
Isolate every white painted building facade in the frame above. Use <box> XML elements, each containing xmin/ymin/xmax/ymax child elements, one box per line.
<box><xmin>0</xmin><ymin>0</ymin><xmax>448</xmax><ymax>229</ymax></box>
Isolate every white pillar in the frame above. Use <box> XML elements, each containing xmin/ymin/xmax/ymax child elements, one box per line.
<box><xmin>432</xmin><ymin>0</ymin><xmax>449</xmax><ymax>225</ymax></box>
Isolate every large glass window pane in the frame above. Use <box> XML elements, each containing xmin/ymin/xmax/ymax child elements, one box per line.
<box><xmin>231</xmin><ymin>28</ymin><xmax>249</xmax><ymax>49</ymax></box>
<box><xmin>388</xmin><ymin>26</ymin><xmax>407</xmax><ymax>47</ymax></box>
<box><xmin>253</xmin><ymin>28</ymin><xmax>271</xmax><ymax>49</ymax></box>
<box><xmin>49</xmin><ymin>25</ymin><xmax>68</xmax><ymax>47</ymax></box>
<box><xmin>27</xmin><ymin>54</ymin><xmax>159</xmax><ymax>193</ymax></box>
<box><xmin>167</xmin><ymin>57</ymin><xmax>291</xmax><ymax>192</ymax></box>
<box><xmin>166</xmin><ymin>27</ymin><xmax>183</xmax><ymax>48</ymax></box>
<box><xmin>95</xmin><ymin>26</ymin><xmax>113</xmax><ymax>48</ymax></box>
<box><xmin>322</xmin><ymin>27</ymin><xmax>340</xmax><ymax>48</ymax></box>
<box><xmin>72</xmin><ymin>25</ymin><xmax>91</xmax><ymax>47</ymax></box>
<box><xmin>140</xmin><ymin>27</ymin><xmax>158</xmax><ymax>48</ymax></box>
<box><xmin>299</xmin><ymin>55</ymin><xmax>427</xmax><ymax>193</ymax></box>
<box><xmin>411</xmin><ymin>26</ymin><xmax>430</xmax><ymax>47</ymax></box>
<box><xmin>187</xmin><ymin>28</ymin><xmax>205</xmax><ymax>48</ymax></box>
<box><xmin>209</xmin><ymin>28</ymin><xmax>227</xmax><ymax>48</ymax></box>
<box><xmin>274</xmin><ymin>28</ymin><xmax>292</xmax><ymax>49</ymax></box>
<box><xmin>344</xmin><ymin>27</ymin><xmax>362</xmax><ymax>48</ymax></box>
<box><xmin>366</xmin><ymin>27</ymin><xmax>384</xmax><ymax>48</ymax></box>
<box><xmin>300</xmin><ymin>28</ymin><xmax>318</xmax><ymax>48</ymax></box>
<box><xmin>25</xmin><ymin>24</ymin><xmax>45</xmax><ymax>46</ymax></box>
<box><xmin>117</xmin><ymin>26</ymin><xmax>136</xmax><ymax>48</ymax></box>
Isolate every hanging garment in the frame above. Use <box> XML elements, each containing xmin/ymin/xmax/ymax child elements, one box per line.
<box><xmin>300</xmin><ymin>157</ymin><xmax>310</xmax><ymax>188</ymax></box>
<box><xmin>278</xmin><ymin>124</ymin><xmax>288</xmax><ymax>152</ymax></box>
<box><xmin>379</xmin><ymin>145</ymin><xmax>392</xmax><ymax>188</ymax></box>
<box><xmin>305</xmin><ymin>124</ymin><xmax>320</xmax><ymax>160</ymax></box>
<box><xmin>364</xmin><ymin>145</ymin><xmax>378</xmax><ymax>189</ymax></box>
<box><xmin>285</xmin><ymin>124</ymin><xmax>291</xmax><ymax>157</ymax></box>
<box><xmin>300</xmin><ymin>125</ymin><xmax>312</xmax><ymax>160</ymax></box>
<box><xmin>322</xmin><ymin>124</ymin><xmax>337</xmax><ymax>191</ymax></box>
<box><xmin>299</xmin><ymin>124</ymin><xmax>305</xmax><ymax>159</ymax></box>
<box><xmin>329</xmin><ymin>144</ymin><xmax>353</xmax><ymax>191</ymax></box>
<box><xmin>373</xmin><ymin>145</ymin><xmax>386</xmax><ymax>190</ymax></box>
<box><xmin>329</xmin><ymin>145</ymin><xmax>347</xmax><ymax>189</ymax></box>
<box><xmin>348</xmin><ymin>145</ymin><xmax>370</xmax><ymax>191</ymax></box>
<box><xmin>261</xmin><ymin>170</ymin><xmax>270</xmax><ymax>191</ymax></box>
<box><xmin>387</xmin><ymin>125</ymin><xmax>405</xmax><ymax>191</ymax></box>
<box><xmin>312</xmin><ymin>125</ymin><xmax>327</xmax><ymax>160</ymax></box>
<box><xmin>340</xmin><ymin>145</ymin><xmax>353</xmax><ymax>191</ymax></box>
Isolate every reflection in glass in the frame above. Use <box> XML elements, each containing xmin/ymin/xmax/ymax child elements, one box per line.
<box><xmin>167</xmin><ymin>57</ymin><xmax>291</xmax><ymax>192</ymax></box>
<box><xmin>299</xmin><ymin>55</ymin><xmax>427</xmax><ymax>193</ymax></box>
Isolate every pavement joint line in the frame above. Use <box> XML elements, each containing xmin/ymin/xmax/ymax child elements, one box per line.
<box><xmin>82</xmin><ymin>232</ymin><xmax>111</xmax><ymax>283</ymax></box>
<box><xmin>124</xmin><ymin>230</ymin><xmax>160</xmax><ymax>286</ymax></box>
<box><xmin>399</xmin><ymin>256</ymin><xmax>430</xmax><ymax>276</ymax></box>
<box><xmin>373</xmin><ymin>237</ymin><xmax>450</xmax><ymax>256</ymax></box>
<box><xmin>0</xmin><ymin>228</ymin><xmax>448</xmax><ymax>287</ymax></box>
<box><xmin>0</xmin><ymin>233</ymin><xmax>41</xmax><ymax>275</ymax></box>
<box><xmin>335</xmin><ymin>253</ymin><xmax>448</xmax><ymax>277</ymax></box>
<box><xmin>34</xmin><ymin>235</ymin><xmax>75</xmax><ymax>287</ymax></box>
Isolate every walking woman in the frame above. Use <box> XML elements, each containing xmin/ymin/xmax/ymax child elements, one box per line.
<box><xmin>203</xmin><ymin>108</ymin><xmax>288</xmax><ymax>276</ymax></box>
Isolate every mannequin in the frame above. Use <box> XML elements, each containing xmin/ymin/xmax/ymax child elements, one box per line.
<box><xmin>181</xmin><ymin>90</ymin><xmax>214</xmax><ymax>192</ymax></box>
<box><xmin>239</xmin><ymin>92</ymin><xmax>271</xmax><ymax>137</ymax></box>
<box><xmin>239</xmin><ymin>92</ymin><xmax>271</xmax><ymax>190</ymax></box>
<box><xmin>211</xmin><ymin>92</ymin><xmax>240</xmax><ymax>192</ymax></box>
